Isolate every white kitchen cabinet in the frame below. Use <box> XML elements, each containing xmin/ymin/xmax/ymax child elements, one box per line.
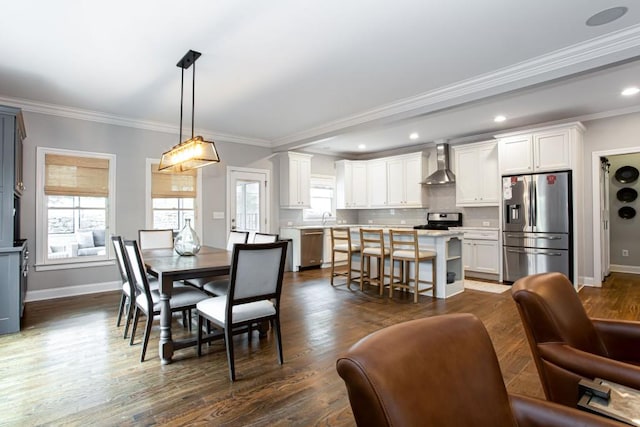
<box><xmin>280</xmin><ymin>152</ymin><xmax>312</xmax><ymax>208</ymax></box>
<box><xmin>497</xmin><ymin>123</ymin><xmax>584</xmax><ymax>175</ymax></box>
<box><xmin>453</xmin><ymin>140</ymin><xmax>499</xmax><ymax>206</ymax></box>
<box><xmin>460</xmin><ymin>229</ymin><xmax>499</xmax><ymax>276</ymax></box>
<box><xmin>386</xmin><ymin>152</ymin><xmax>426</xmax><ymax>207</ymax></box>
<box><xmin>336</xmin><ymin>160</ymin><xmax>368</xmax><ymax>209</ymax></box>
<box><xmin>367</xmin><ymin>159</ymin><xmax>388</xmax><ymax>207</ymax></box>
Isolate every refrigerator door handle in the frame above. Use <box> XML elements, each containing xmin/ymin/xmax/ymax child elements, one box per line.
<box><xmin>505</xmin><ymin>248</ymin><xmax>563</xmax><ymax>256</ymax></box>
<box><xmin>531</xmin><ymin>180</ymin><xmax>537</xmax><ymax>228</ymax></box>
<box><xmin>504</xmin><ymin>234</ymin><xmax>561</xmax><ymax>240</ymax></box>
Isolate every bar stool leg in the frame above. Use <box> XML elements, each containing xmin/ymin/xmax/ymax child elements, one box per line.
<box><xmin>330</xmin><ymin>248</ymin><xmax>336</xmax><ymax>286</ymax></box>
<box><xmin>413</xmin><ymin>260</ymin><xmax>420</xmax><ymax>303</ymax></box>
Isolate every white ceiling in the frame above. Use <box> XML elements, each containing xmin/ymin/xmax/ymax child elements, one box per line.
<box><xmin>1</xmin><ymin>1</ymin><xmax>639</xmax><ymax>155</ymax></box>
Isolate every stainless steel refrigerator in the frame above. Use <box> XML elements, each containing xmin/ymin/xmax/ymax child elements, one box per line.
<box><xmin>502</xmin><ymin>171</ymin><xmax>572</xmax><ymax>283</ymax></box>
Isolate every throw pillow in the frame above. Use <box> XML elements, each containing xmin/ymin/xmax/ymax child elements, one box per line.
<box><xmin>92</xmin><ymin>229</ymin><xmax>106</xmax><ymax>247</ymax></box>
<box><xmin>76</xmin><ymin>231</ymin><xmax>95</xmax><ymax>249</ymax></box>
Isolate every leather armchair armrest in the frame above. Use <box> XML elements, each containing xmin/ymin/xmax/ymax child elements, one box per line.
<box><xmin>539</xmin><ymin>343</ymin><xmax>640</xmax><ymax>390</ymax></box>
<box><xmin>510</xmin><ymin>394</ymin><xmax>625</xmax><ymax>426</ymax></box>
<box><xmin>593</xmin><ymin>318</ymin><xmax>640</xmax><ymax>363</ymax></box>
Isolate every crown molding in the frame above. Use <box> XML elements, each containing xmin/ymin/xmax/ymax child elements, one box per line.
<box><xmin>0</xmin><ymin>95</ymin><xmax>271</xmax><ymax>148</ymax></box>
<box><xmin>273</xmin><ymin>24</ymin><xmax>640</xmax><ymax>147</ymax></box>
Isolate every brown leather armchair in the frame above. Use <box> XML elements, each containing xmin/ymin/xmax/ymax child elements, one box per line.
<box><xmin>336</xmin><ymin>313</ymin><xmax>623</xmax><ymax>426</ymax></box>
<box><xmin>512</xmin><ymin>272</ymin><xmax>640</xmax><ymax>407</ymax></box>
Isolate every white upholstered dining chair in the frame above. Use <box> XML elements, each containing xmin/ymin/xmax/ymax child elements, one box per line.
<box><xmin>138</xmin><ymin>229</ymin><xmax>174</xmax><ymax>250</ymax></box>
<box><xmin>196</xmin><ymin>241</ymin><xmax>288</xmax><ymax>381</ymax></box>
<box><xmin>123</xmin><ymin>239</ymin><xmax>209</xmax><ymax>362</ymax></box>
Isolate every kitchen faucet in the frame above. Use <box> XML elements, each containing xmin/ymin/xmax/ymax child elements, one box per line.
<box><xmin>322</xmin><ymin>211</ymin><xmax>332</xmax><ymax>225</ymax></box>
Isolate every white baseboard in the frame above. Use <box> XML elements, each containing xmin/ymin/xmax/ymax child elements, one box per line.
<box><xmin>25</xmin><ymin>281</ymin><xmax>121</xmax><ymax>302</ymax></box>
<box><xmin>610</xmin><ymin>264</ymin><xmax>640</xmax><ymax>275</ymax></box>
<box><xmin>581</xmin><ymin>276</ymin><xmax>602</xmax><ymax>287</ymax></box>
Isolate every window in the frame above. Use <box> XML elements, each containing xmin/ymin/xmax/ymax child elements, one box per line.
<box><xmin>146</xmin><ymin>160</ymin><xmax>201</xmax><ymax>234</ymax></box>
<box><xmin>36</xmin><ymin>148</ymin><xmax>116</xmax><ymax>267</ymax></box>
<box><xmin>236</xmin><ymin>180</ymin><xmax>260</xmax><ymax>231</ymax></box>
<box><xmin>303</xmin><ymin>175</ymin><xmax>335</xmax><ymax>221</ymax></box>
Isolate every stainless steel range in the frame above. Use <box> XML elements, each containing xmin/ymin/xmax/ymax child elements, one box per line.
<box><xmin>414</xmin><ymin>212</ymin><xmax>462</xmax><ymax>230</ymax></box>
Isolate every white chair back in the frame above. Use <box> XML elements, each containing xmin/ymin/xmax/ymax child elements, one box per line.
<box><xmin>123</xmin><ymin>240</ymin><xmax>153</xmax><ymax>302</ymax></box>
<box><xmin>229</xmin><ymin>242</ymin><xmax>287</xmax><ymax>302</ymax></box>
<box><xmin>253</xmin><ymin>233</ymin><xmax>278</xmax><ymax>243</ymax></box>
<box><xmin>227</xmin><ymin>231</ymin><xmax>249</xmax><ymax>251</ymax></box>
<box><xmin>138</xmin><ymin>229</ymin><xmax>174</xmax><ymax>250</ymax></box>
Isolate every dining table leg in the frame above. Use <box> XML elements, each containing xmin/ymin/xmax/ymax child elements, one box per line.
<box><xmin>159</xmin><ymin>273</ymin><xmax>174</xmax><ymax>364</ymax></box>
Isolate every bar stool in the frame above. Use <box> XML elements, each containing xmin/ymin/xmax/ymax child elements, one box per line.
<box><xmin>330</xmin><ymin>227</ymin><xmax>360</xmax><ymax>289</ymax></box>
<box><xmin>359</xmin><ymin>228</ymin><xmax>389</xmax><ymax>295</ymax></box>
<box><xmin>389</xmin><ymin>229</ymin><xmax>436</xmax><ymax>303</ymax></box>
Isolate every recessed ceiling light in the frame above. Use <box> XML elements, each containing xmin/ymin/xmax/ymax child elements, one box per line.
<box><xmin>586</xmin><ymin>7</ymin><xmax>628</xmax><ymax>26</ymax></box>
<box><xmin>621</xmin><ymin>87</ymin><xmax>640</xmax><ymax>96</ymax></box>
<box><xmin>358</xmin><ymin>144</ymin><xmax>366</xmax><ymax>150</ymax></box>
<box><xmin>409</xmin><ymin>132</ymin><xmax>419</xmax><ymax>140</ymax></box>
<box><xmin>494</xmin><ymin>115</ymin><xmax>506</xmax><ymax>123</ymax></box>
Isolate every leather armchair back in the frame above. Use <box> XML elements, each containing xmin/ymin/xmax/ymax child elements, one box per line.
<box><xmin>336</xmin><ymin>314</ymin><xmax>518</xmax><ymax>427</ymax></box>
<box><xmin>512</xmin><ymin>272</ymin><xmax>608</xmax><ymax>357</ymax></box>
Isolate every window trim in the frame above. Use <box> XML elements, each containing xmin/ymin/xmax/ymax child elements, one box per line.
<box><xmin>35</xmin><ymin>147</ymin><xmax>117</xmax><ymax>269</ymax></box>
<box><xmin>303</xmin><ymin>174</ymin><xmax>336</xmax><ymax>222</ymax></box>
<box><xmin>145</xmin><ymin>158</ymin><xmax>203</xmax><ymax>237</ymax></box>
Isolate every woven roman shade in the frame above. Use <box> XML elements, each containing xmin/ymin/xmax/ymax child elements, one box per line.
<box><xmin>45</xmin><ymin>154</ymin><xmax>109</xmax><ymax>197</ymax></box>
<box><xmin>151</xmin><ymin>164</ymin><xmax>196</xmax><ymax>198</ymax></box>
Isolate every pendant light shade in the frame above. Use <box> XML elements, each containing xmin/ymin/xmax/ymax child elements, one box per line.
<box><xmin>159</xmin><ymin>136</ymin><xmax>220</xmax><ymax>172</ymax></box>
<box><xmin>159</xmin><ymin>50</ymin><xmax>220</xmax><ymax>172</ymax></box>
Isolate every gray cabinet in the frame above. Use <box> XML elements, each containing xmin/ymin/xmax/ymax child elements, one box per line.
<box><xmin>1</xmin><ymin>106</ymin><xmax>25</xmax><ymax>247</ymax></box>
<box><xmin>0</xmin><ymin>242</ymin><xmax>28</xmax><ymax>334</ymax></box>
<box><xmin>0</xmin><ymin>105</ymin><xmax>27</xmax><ymax>334</ymax></box>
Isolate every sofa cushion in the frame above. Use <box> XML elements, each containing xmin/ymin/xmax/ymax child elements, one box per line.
<box><xmin>76</xmin><ymin>231</ymin><xmax>95</xmax><ymax>249</ymax></box>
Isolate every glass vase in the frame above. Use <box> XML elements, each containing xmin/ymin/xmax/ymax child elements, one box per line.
<box><xmin>174</xmin><ymin>218</ymin><xmax>201</xmax><ymax>256</ymax></box>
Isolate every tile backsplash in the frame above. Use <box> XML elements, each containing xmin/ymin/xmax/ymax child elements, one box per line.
<box><xmin>278</xmin><ymin>185</ymin><xmax>499</xmax><ymax>228</ymax></box>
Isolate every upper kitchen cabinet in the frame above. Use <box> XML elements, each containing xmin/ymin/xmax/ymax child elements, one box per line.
<box><xmin>367</xmin><ymin>159</ymin><xmax>388</xmax><ymax>208</ymax></box>
<box><xmin>336</xmin><ymin>160</ymin><xmax>368</xmax><ymax>209</ymax></box>
<box><xmin>280</xmin><ymin>152</ymin><xmax>312</xmax><ymax>208</ymax></box>
<box><xmin>386</xmin><ymin>152</ymin><xmax>427</xmax><ymax>207</ymax></box>
<box><xmin>497</xmin><ymin>123</ymin><xmax>585</xmax><ymax>175</ymax></box>
<box><xmin>453</xmin><ymin>140</ymin><xmax>499</xmax><ymax>207</ymax></box>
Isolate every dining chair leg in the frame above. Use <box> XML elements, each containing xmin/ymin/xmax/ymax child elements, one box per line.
<box><xmin>130</xmin><ymin>307</ymin><xmax>141</xmax><ymax>346</ymax></box>
<box><xmin>379</xmin><ymin>256</ymin><xmax>385</xmax><ymax>296</ymax></box>
<box><xmin>140</xmin><ymin>313</ymin><xmax>153</xmax><ymax>362</ymax></box>
<box><xmin>225</xmin><ymin>327</ymin><xmax>236</xmax><ymax>381</ymax></box>
<box><xmin>197</xmin><ymin>315</ymin><xmax>203</xmax><ymax>357</ymax></box>
<box><xmin>123</xmin><ymin>299</ymin><xmax>133</xmax><ymax>339</ymax></box>
<box><xmin>274</xmin><ymin>316</ymin><xmax>284</xmax><ymax>365</ymax></box>
<box><xmin>116</xmin><ymin>293</ymin><xmax>126</xmax><ymax>327</ymax></box>
<box><xmin>345</xmin><ymin>251</ymin><xmax>352</xmax><ymax>290</ymax></box>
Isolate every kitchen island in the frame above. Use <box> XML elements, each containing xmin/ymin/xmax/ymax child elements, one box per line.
<box><xmin>280</xmin><ymin>225</ymin><xmax>465</xmax><ymax>299</ymax></box>
<box><xmin>348</xmin><ymin>228</ymin><xmax>464</xmax><ymax>299</ymax></box>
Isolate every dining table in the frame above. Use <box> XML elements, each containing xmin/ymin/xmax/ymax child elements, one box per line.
<box><xmin>142</xmin><ymin>245</ymin><xmax>232</xmax><ymax>364</ymax></box>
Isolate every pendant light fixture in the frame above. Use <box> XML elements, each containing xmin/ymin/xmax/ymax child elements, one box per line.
<box><xmin>159</xmin><ymin>50</ymin><xmax>220</xmax><ymax>172</ymax></box>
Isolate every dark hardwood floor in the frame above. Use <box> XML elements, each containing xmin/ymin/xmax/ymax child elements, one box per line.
<box><xmin>1</xmin><ymin>271</ymin><xmax>638</xmax><ymax>426</ymax></box>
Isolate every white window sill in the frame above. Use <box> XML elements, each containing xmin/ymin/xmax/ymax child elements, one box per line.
<box><xmin>35</xmin><ymin>259</ymin><xmax>115</xmax><ymax>272</ymax></box>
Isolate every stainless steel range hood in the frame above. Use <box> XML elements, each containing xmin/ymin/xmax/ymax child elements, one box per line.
<box><xmin>423</xmin><ymin>143</ymin><xmax>455</xmax><ymax>185</ymax></box>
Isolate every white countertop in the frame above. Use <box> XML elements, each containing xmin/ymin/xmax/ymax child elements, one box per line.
<box><xmin>449</xmin><ymin>226</ymin><xmax>499</xmax><ymax>231</ymax></box>
<box><xmin>280</xmin><ymin>224</ymin><xmax>417</xmax><ymax>230</ymax></box>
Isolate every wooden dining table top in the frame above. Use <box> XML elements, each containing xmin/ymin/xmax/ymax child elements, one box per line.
<box><xmin>142</xmin><ymin>245</ymin><xmax>232</xmax><ymax>278</ymax></box>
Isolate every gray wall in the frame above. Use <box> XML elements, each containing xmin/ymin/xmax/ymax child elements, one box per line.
<box><xmin>608</xmin><ymin>152</ymin><xmax>640</xmax><ymax>267</ymax></box>
<box><xmin>21</xmin><ymin>112</ymin><xmax>273</xmax><ymax>292</ymax></box>
<box><xmin>581</xmin><ymin>111</ymin><xmax>640</xmax><ymax>280</ymax></box>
